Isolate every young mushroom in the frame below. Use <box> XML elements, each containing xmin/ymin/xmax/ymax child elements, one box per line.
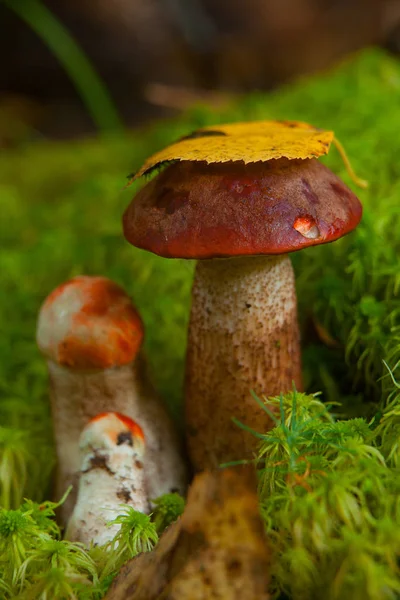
<box><xmin>36</xmin><ymin>275</ymin><xmax>188</xmax><ymax>524</ymax></box>
<box><xmin>65</xmin><ymin>412</ymin><xmax>149</xmax><ymax>546</ymax></box>
<box><xmin>123</xmin><ymin>157</ymin><xmax>362</xmax><ymax>470</ymax></box>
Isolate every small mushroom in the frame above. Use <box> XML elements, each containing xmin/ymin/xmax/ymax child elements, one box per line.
<box><xmin>65</xmin><ymin>412</ymin><xmax>149</xmax><ymax>546</ymax></box>
<box><xmin>123</xmin><ymin>158</ymin><xmax>362</xmax><ymax>469</ymax></box>
<box><xmin>36</xmin><ymin>275</ymin><xmax>188</xmax><ymax>524</ymax></box>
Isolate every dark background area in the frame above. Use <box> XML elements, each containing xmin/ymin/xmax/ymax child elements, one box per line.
<box><xmin>1</xmin><ymin>0</ymin><xmax>400</xmax><ymax>140</ymax></box>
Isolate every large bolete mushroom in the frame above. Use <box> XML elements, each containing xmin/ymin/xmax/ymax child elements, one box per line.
<box><xmin>123</xmin><ymin>157</ymin><xmax>362</xmax><ymax>470</ymax></box>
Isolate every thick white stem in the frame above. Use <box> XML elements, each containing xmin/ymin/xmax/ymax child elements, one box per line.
<box><xmin>49</xmin><ymin>356</ymin><xmax>187</xmax><ymax>525</ymax></box>
<box><xmin>65</xmin><ymin>447</ymin><xmax>149</xmax><ymax>547</ymax></box>
<box><xmin>185</xmin><ymin>255</ymin><xmax>302</xmax><ymax>470</ymax></box>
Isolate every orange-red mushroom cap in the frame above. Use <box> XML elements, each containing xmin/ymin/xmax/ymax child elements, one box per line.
<box><xmin>36</xmin><ymin>276</ymin><xmax>144</xmax><ymax>370</ymax></box>
<box><xmin>123</xmin><ymin>158</ymin><xmax>362</xmax><ymax>259</ymax></box>
<box><xmin>80</xmin><ymin>412</ymin><xmax>145</xmax><ymax>455</ymax></box>
<box><xmin>88</xmin><ymin>412</ymin><xmax>145</xmax><ymax>444</ymax></box>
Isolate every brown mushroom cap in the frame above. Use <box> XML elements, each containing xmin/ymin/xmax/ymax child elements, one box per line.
<box><xmin>123</xmin><ymin>158</ymin><xmax>362</xmax><ymax>259</ymax></box>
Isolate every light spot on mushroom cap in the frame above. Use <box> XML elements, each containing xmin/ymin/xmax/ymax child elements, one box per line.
<box><xmin>293</xmin><ymin>216</ymin><xmax>320</xmax><ymax>239</ymax></box>
<box><xmin>36</xmin><ymin>276</ymin><xmax>144</xmax><ymax>369</ymax></box>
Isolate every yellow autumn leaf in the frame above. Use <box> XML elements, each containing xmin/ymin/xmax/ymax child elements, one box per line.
<box><xmin>130</xmin><ymin>120</ymin><xmax>334</xmax><ymax>181</ymax></box>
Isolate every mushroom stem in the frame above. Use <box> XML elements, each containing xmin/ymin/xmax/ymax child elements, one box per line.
<box><xmin>48</xmin><ymin>355</ymin><xmax>186</xmax><ymax>525</ymax></box>
<box><xmin>65</xmin><ymin>460</ymin><xmax>149</xmax><ymax>547</ymax></box>
<box><xmin>185</xmin><ymin>254</ymin><xmax>302</xmax><ymax>470</ymax></box>
<box><xmin>65</xmin><ymin>413</ymin><xmax>149</xmax><ymax>547</ymax></box>
<box><xmin>37</xmin><ymin>276</ymin><xmax>188</xmax><ymax>526</ymax></box>
<box><xmin>48</xmin><ymin>360</ymin><xmax>139</xmax><ymax>513</ymax></box>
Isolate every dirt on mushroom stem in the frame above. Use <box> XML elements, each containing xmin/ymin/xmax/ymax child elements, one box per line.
<box><xmin>185</xmin><ymin>254</ymin><xmax>302</xmax><ymax>470</ymax></box>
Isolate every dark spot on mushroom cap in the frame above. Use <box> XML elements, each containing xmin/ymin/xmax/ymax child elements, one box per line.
<box><xmin>123</xmin><ymin>158</ymin><xmax>362</xmax><ymax>259</ymax></box>
<box><xmin>116</xmin><ymin>431</ymin><xmax>133</xmax><ymax>446</ymax></box>
<box><xmin>330</xmin><ymin>181</ymin><xmax>352</xmax><ymax>199</ymax></box>
<box><xmin>224</xmin><ymin>176</ymin><xmax>261</xmax><ymax>200</ymax></box>
<box><xmin>155</xmin><ymin>187</ymin><xmax>188</xmax><ymax>215</ymax></box>
<box><xmin>301</xmin><ymin>178</ymin><xmax>320</xmax><ymax>205</ymax></box>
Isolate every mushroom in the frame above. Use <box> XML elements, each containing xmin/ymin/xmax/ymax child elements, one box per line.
<box><xmin>36</xmin><ymin>275</ymin><xmax>188</xmax><ymax>524</ymax></box>
<box><xmin>65</xmin><ymin>412</ymin><xmax>149</xmax><ymax>546</ymax></box>
<box><xmin>122</xmin><ymin>158</ymin><xmax>362</xmax><ymax>470</ymax></box>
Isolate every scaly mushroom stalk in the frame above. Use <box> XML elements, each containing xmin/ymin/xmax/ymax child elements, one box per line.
<box><xmin>123</xmin><ymin>157</ymin><xmax>363</xmax><ymax>470</ymax></box>
<box><xmin>37</xmin><ymin>276</ymin><xmax>187</xmax><ymax>524</ymax></box>
<box><xmin>186</xmin><ymin>254</ymin><xmax>301</xmax><ymax>467</ymax></box>
<box><xmin>65</xmin><ymin>412</ymin><xmax>149</xmax><ymax>546</ymax></box>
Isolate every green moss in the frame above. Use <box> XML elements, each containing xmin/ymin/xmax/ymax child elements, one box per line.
<box><xmin>255</xmin><ymin>389</ymin><xmax>400</xmax><ymax>600</ymax></box>
<box><xmin>0</xmin><ymin>500</ymin><xmax>161</xmax><ymax>597</ymax></box>
<box><xmin>103</xmin><ymin>508</ymin><xmax>158</xmax><ymax>574</ymax></box>
<box><xmin>151</xmin><ymin>492</ymin><xmax>185</xmax><ymax>533</ymax></box>
<box><xmin>1</xmin><ymin>47</ymin><xmax>400</xmax><ymax>597</ymax></box>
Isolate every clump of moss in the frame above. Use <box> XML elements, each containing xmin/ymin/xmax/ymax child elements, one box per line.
<box><xmin>151</xmin><ymin>492</ymin><xmax>185</xmax><ymax>533</ymax></box>
<box><xmin>374</xmin><ymin>361</ymin><xmax>400</xmax><ymax>467</ymax></box>
<box><xmin>254</xmin><ymin>390</ymin><xmax>400</xmax><ymax>600</ymax></box>
<box><xmin>0</xmin><ymin>497</ymin><xmax>98</xmax><ymax>597</ymax></box>
<box><xmin>103</xmin><ymin>507</ymin><xmax>158</xmax><ymax>573</ymax></box>
<box><xmin>0</xmin><ymin>498</ymin><xmax>164</xmax><ymax>598</ymax></box>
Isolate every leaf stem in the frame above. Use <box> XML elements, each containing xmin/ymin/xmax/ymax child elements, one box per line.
<box><xmin>3</xmin><ymin>0</ymin><xmax>124</xmax><ymax>135</ymax></box>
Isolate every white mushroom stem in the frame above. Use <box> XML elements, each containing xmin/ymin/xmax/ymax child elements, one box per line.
<box><xmin>65</xmin><ymin>426</ymin><xmax>149</xmax><ymax>547</ymax></box>
<box><xmin>65</xmin><ymin>466</ymin><xmax>147</xmax><ymax>547</ymax></box>
<box><xmin>185</xmin><ymin>254</ymin><xmax>302</xmax><ymax>470</ymax></box>
<box><xmin>49</xmin><ymin>356</ymin><xmax>187</xmax><ymax>525</ymax></box>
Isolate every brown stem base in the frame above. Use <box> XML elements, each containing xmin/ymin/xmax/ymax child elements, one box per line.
<box><xmin>105</xmin><ymin>466</ymin><xmax>271</xmax><ymax>600</ymax></box>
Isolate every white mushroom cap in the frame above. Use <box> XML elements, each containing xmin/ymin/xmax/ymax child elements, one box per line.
<box><xmin>80</xmin><ymin>412</ymin><xmax>146</xmax><ymax>473</ymax></box>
